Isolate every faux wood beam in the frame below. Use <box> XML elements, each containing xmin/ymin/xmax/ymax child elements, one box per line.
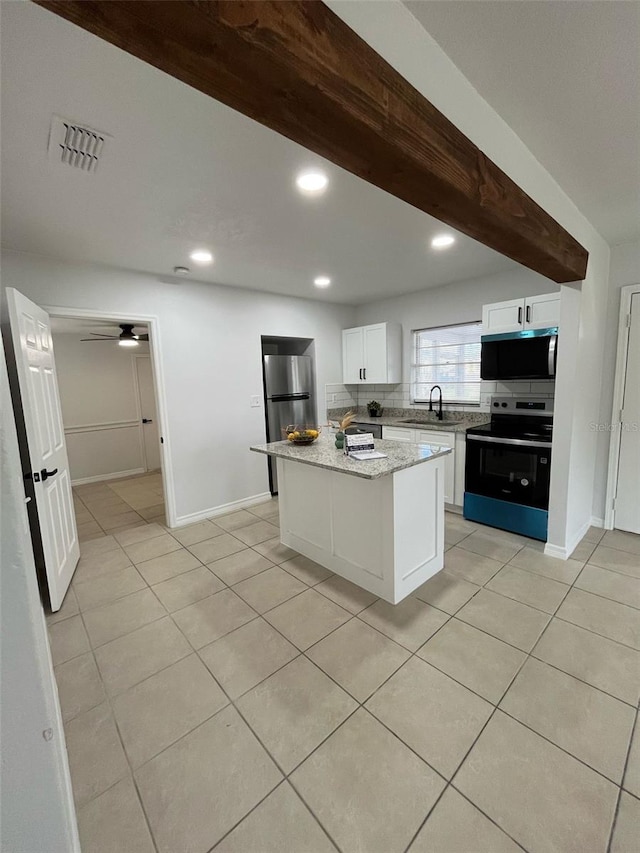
<box><xmin>34</xmin><ymin>0</ymin><xmax>588</xmax><ymax>282</ymax></box>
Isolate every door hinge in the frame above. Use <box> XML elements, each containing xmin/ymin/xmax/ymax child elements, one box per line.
<box><xmin>160</xmin><ymin>436</ymin><xmax>164</xmax><ymax>444</ymax></box>
<box><xmin>626</xmin><ymin>314</ymin><xmax>632</xmax><ymax>328</ymax></box>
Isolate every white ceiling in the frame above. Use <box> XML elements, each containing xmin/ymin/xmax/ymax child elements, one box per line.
<box><xmin>405</xmin><ymin>0</ymin><xmax>640</xmax><ymax>246</ymax></box>
<box><xmin>49</xmin><ymin>317</ymin><xmax>148</xmax><ymax>337</ymax></box>
<box><xmin>0</xmin><ymin>3</ymin><xmax>517</xmax><ymax>307</ymax></box>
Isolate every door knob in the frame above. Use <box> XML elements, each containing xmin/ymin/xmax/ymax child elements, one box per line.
<box><xmin>142</xmin><ymin>418</ymin><xmax>153</xmax><ymax>423</ymax></box>
<box><xmin>40</xmin><ymin>468</ymin><xmax>58</xmax><ymax>482</ymax></box>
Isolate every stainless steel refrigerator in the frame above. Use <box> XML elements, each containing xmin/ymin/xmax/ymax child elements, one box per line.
<box><xmin>263</xmin><ymin>354</ymin><xmax>315</xmax><ymax>494</ymax></box>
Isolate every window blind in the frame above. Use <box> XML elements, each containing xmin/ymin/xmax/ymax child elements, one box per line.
<box><xmin>412</xmin><ymin>322</ymin><xmax>482</xmax><ymax>405</ymax></box>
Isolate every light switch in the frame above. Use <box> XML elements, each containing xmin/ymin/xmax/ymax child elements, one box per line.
<box><xmin>250</xmin><ymin>395</ymin><xmax>261</xmax><ymax>408</ymax></box>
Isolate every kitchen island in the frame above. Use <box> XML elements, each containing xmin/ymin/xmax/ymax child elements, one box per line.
<box><xmin>250</xmin><ymin>435</ymin><xmax>451</xmax><ymax>604</ymax></box>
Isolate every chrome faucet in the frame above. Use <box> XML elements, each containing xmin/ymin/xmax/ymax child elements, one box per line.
<box><xmin>429</xmin><ymin>385</ymin><xmax>444</xmax><ymax>420</ymax></box>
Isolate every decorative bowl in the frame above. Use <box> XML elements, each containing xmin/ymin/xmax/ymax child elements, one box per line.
<box><xmin>282</xmin><ymin>425</ymin><xmax>321</xmax><ymax>445</ymax></box>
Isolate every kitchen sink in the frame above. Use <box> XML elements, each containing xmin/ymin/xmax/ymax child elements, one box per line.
<box><xmin>397</xmin><ymin>419</ymin><xmax>462</xmax><ymax>427</ymax></box>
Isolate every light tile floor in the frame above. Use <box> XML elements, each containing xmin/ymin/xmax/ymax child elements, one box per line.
<box><xmin>48</xmin><ymin>479</ymin><xmax>640</xmax><ymax>853</ymax></box>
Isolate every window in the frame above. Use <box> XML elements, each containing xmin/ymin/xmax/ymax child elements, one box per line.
<box><xmin>412</xmin><ymin>322</ymin><xmax>482</xmax><ymax>405</ymax></box>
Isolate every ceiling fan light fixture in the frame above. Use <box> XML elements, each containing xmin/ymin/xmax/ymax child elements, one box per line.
<box><xmin>118</xmin><ymin>338</ymin><xmax>139</xmax><ymax>347</ymax></box>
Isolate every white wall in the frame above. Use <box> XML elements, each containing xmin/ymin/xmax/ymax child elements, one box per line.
<box><xmin>2</xmin><ymin>251</ymin><xmax>355</xmax><ymax>525</ymax></box>
<box><xmin>53</xmin><ymin>333</ymin><xmax>151</xmax><ymax>482</ymax></box>
<box><xmin>0</xmin><ymin>338</ymin><xmax>79</xmax><ymax>852</ymax></box>
<box><xmin>328</xmin><ymin>0</ymin><xmax>612</xmax><ymax>555</ymax></box>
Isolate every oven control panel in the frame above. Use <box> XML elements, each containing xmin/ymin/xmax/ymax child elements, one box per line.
<box><xmin>491</xmin><ymin>396</ymin><xmax>554</xmax><ymax>416</ymax></box>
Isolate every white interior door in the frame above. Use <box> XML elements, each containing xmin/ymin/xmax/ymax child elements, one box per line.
<box><xmin>135</xmin><ymin>355</ymin><xmax>161</xmax><ymax>471</ymax></box>
<box><xmin>6</xmin><ymin>288</ymin><xmax>79</xmax><ymax>611</ymax></box>
<box><xmin>615</xmin><ymin>293</ymin><xmax>640</xmax><ymax>533</ymax></box>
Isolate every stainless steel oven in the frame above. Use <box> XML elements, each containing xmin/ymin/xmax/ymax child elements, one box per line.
<box><xmin>481</xmin><ymin>327</ymin><xmax>557</xmax><ymax>381</ymax></box>
<box><xmin>464</xmin><ymin>397</ymin><xmax>553</xmax><ymax>541</ymax></box>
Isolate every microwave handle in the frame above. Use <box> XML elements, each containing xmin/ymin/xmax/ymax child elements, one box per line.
<box><xmin>548</xmin><ymin>336</ymin><xmax>557</xmax><ymax>377</ymax></box>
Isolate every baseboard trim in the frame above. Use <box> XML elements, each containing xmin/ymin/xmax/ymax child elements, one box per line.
<box><xmin>171</xmin><ymin>492</ymin><xmax>273</xmax><ymax>529</ymax></box>
<box><xmin>590</xmin><ymin>516</ymin><xmax>605</xmax><ymax>529</ymax></box>
<box><xmin>544</xmin><ymin>517</ymin><xmax>591</xmax><ymax>561</ymax></box>
<box><xmin>71</xmin><ymin>468</ymin><xmax>146</xmax><ymax>486</ymax></box>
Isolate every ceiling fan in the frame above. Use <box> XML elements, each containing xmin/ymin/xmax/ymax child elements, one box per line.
<box><xmin>81</xmin><ymin>323</ymin><xmax>149</xmax><ymax>347</ymax></box>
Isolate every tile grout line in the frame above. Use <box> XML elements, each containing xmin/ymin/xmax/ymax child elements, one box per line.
<box><xmin>72</xmin><ymin>598</ymin><xmax>162</xmax><ymax>853</ymax></box>
<box><xmin>606</xmin><ymin>706</ymin><xmax>640</xmax><ymax>853</ymax></box>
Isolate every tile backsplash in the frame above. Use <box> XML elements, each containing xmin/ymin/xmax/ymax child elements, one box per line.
<box><xmin>325</xmin><ymin>380</ymin><xmax>555</xmax><ymax>416</ymax></box>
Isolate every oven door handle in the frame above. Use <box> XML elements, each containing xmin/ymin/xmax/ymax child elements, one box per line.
<box><xmin>548</xmin><ymin>335</ymin><xmax>557</xmax><ymax>377</ymax></box>
<box><xmin>467</xmin><ymin>434</ymin><xmax>552</xmax><ymax>449</ymax></box>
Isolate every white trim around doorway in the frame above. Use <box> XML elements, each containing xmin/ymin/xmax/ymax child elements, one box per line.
<box><xmin>43</xmin><ymin>305</ymin><xmax>176</xmax><ymax>528</ymax></box>
<box><xmin>604</xmin><ymin>283</ymin><xmax>640</xmax><ymax>530</ymax></box>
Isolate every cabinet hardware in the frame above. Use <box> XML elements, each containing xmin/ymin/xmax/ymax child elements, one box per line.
<box><xmin>526</xmin><ymin>305</ymin><xmax>531</xmax><ymax>324</ymax></box>
<box><xmin>518</xmin><ymin>306</ymin><xmax>522</xmax><ymax>325</ymax></box>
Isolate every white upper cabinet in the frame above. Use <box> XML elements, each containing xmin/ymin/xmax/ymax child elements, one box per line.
<box><xmin>524</xmin><ymin>293</ymin><xmax>561</xmax><ymax>329</ymax></box>
<box><xmin>342</xmin><ymin>326</ymin><xmax>365</xmax><ymax>384</ymax></box>
<box><xmin>482</xmin><ymin>298</ymin><xmax>525</xmax><ymax>335</ymax></box>
<box><xmin>482</xmin><ymin>293</ymin><xmax>560</xmax><ymax>335</ymax></box>
<box><xmin>342</xmin><ymin>322</ymin><xmax>401</xmax><ymax>384</ymax></box>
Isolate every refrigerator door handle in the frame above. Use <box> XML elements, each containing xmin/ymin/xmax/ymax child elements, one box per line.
<box><xmin>269</xmin><ymin>393</ymin><xmax>310</xmax><ymax>402</ymax></box>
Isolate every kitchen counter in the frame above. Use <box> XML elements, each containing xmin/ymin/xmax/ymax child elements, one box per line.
<box><xmin>329</xmin><ymin>412</ymin><xmax>489</xmax><ymax>433</ymax></box>
<box><xmin>250</xmin><ymin>435</ymin><xmax>451</xmax><ymax>480</ymax></box>
<box><xmin>250</xmin><ymin>435</ymin><xmax>449</xmax><ymax>604</ymax></box>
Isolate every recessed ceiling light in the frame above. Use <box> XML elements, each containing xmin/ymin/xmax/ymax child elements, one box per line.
<box><xmin>296</xmin><ymin>170</ymin><xmax>329</xmax><ymax>195</ymax></box>
<box><xmin>190</xmin><ymin>249</ymin><xmax>213</xmax><ymax>264</ymax></box>
<box><xmin>431</xmin><ymin>234</ymin><xmax>456</xmax><ymax>249</ymax></box>
<box><xmin>173</xmin><ymin>266</ymin><xmax>190</xmax><ymax>276</ymax></box>
<box><xmin>314</xmin><ymin>276</ymin><xmax>332</xmax><ymax>288</ymax></box>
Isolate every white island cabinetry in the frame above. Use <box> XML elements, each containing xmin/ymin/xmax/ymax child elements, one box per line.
<box><xmin>250</xmin><ymin>436</ymin><xmax>450</xmax><ymax>604</ymax></box>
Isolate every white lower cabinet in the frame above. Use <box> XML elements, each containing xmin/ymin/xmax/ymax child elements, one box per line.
<box><xmin>383</xmin><ymin>426</ymin><xmax>457</xmax><ymax>504</ymax></box>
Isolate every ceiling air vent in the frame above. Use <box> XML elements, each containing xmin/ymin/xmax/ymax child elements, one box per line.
<box><xmin>48</xmin><ymin>115</ymin><xmax>111</xmax><ymax>173</ymax></box>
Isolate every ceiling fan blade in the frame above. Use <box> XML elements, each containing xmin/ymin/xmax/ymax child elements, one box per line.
<box><xmin>80</xmin><ymin>337</ymin><xmax>115</xmax><ymax>342</ymax></box>
<box><xmin>88</xmin><ymin>332</ymin><xmax>118</xmax><ymax>338</ymax></box>
<box><xmin>136</xmin><ymin>334</ymin><xmax>150</xmax><ymax>341</ymax></box>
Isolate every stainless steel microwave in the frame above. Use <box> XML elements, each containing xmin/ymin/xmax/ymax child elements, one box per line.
<box><xmin>481</xmin><ymin>327</ymin><xmax>558</xmax><ymax>381</ymax></box>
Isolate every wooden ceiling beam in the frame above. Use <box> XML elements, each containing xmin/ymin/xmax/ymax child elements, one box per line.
<box><xmin>34</xmin><ymin>0</ymin><xmax>588</xmax><ymax>282</ymax></box>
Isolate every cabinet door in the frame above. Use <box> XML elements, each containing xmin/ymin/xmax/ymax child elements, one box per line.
<box><xmin>415</xmin><ymin>430</ymin><xmax>455</xmax><ymax>503</ymax></box>
<box><xmin>362</xmin><ymin>323</ymin><xmax>388</xmax><ymax>383</ymax></box>
<box><xmin>342</xmin><ymin>327</ymin><xmax>364</xmax><ymax>384</ymax></box>
<box><xmin>482</xmin><ymin>299</ymin><xmax>524</xmax><ymax>334</ymax></box>
<box><xmin>382</xmin><ymin>426</ymin><xmax>413</xmax><ymax>442</ymax></box>
<box><xmin>524</xmin><ymin>293</ymin><xmax>560</xmax><ymax>330</ymax></box>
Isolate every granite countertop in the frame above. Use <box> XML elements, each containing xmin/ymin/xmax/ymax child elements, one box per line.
<box><xmin>250</xmin><ymin>434</ymin><xmax>451</xmax><ymax>480</ymax></box>
<box><xmin>335</xmin><ymin>413</ymin><xmax>489</xmax><ymax>434</ymax></box>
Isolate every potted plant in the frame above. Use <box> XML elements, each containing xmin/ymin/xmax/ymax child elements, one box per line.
<box><xmin>367</xmin><ymin>400</ymin><xmax>383</xmax><ymax>418</ymax></box>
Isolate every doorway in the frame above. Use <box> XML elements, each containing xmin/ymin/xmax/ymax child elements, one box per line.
<box><xmin>49</xmin><ymin>315</ymin><xmax>166</xmax><ymax>538</ymax></box>
<box><xmin>606</xmin><ymin>284</ymin><xmax>640</xmax><ymax>533</ymax></box>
